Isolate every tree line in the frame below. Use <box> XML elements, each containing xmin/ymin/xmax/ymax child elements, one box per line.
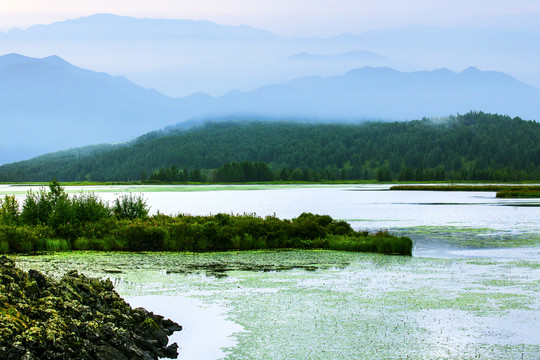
<box><xmin>0</xmin><ymin>112</ymin><xmax>538</xmax><ymax>182</ymax></box>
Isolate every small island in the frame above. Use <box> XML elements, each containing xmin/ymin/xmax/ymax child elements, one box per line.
<box><xmin>390</xmin><ymin>184</ymin><xmax>540</xmax><ymax>198</ymax></box>
<box><xmin>0</xmin><ymin>180</ymin><xmax>413</xmax><ymax>256</ymax></box>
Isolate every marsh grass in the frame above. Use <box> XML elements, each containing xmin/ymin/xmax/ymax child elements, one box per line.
<box><xmin>327</xmin><ymin>233</ymin><xmax>413</xmax><ymax>255</ymax></box>
<box><xmin>44</xmin><ymin>239</ymin><xmax>71</xmax><ymax>252</ymax></box>
<box><xmin>0</xmin><ymin>213</ymin><xmax>412</xmax><ymax>255</ymax></box>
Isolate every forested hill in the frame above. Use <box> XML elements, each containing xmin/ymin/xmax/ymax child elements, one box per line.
<box><xmin>0</xmin><ymin>112</ymin><xmax>538</xmax><ymax>182</ymax></box>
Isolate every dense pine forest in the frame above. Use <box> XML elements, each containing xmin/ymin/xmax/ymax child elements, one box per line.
<box><xmin>0</xmin><ymin>112</ymin><xmax>538</xmax><ymax>182</ymax></box>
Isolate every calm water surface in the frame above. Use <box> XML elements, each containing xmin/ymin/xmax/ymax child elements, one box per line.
<box><xmin>5</xmin><ymin>184</ymin><xmax>540</xmax><ymax>359</ymax></box>
<box><xmin>2</xmin><ymin>184</ymin><xmax>538</xmax><ymax>232</ymax></box>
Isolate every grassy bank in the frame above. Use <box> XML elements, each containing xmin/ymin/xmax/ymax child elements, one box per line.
<box><xmin>0</xmin><ymin>181</ymin><xmax>412</xmax><ymax>256</ymax></box>
<box><xmin>496</xmin><ymin>189</ymin><xmax>540</xmax><ymax>198</ymax></box>
<box><xmin>390</xmin><ymin>185</ymin><xmax>540</xmax><ymax>192</ymax></box>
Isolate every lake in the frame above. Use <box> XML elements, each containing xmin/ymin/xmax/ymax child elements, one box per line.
<box><xmin>5</xmin><ymin>184</ymin><xmax>540</xmax><ymax>359</ymax></box>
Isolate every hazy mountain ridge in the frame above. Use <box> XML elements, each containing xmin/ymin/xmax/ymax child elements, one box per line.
<box><xmin>2</xmin><ymin>13</ymin><xmax>279</xmax><ymax>41</ymax></box>
<box><xmin>1</xmin><ymin>53</ymin><xmax>540</xmax><ymax>164</ymax></box>
<box><xmin>0</xmin><ymin>54</ymin><xmax>185</xmax><ymax>163</ymax></box>
<box><xmin>197</xmin><ymin>66</ymin><xmax>540</xmax><ymax>121</ymax></box>
<box><xmin>5</xmin><ymin>14</ymin><xmax>538</xmax><ymax>97</ymax></box>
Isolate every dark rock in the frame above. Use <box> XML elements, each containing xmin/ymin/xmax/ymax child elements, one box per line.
<box><xmin>92</xmin><ymin>344</ymin><xmax>130</xmax><ymax>360</ymax></box>
<box><xmin>160</xmin><ymin>343</ymin><xmax>180</xmax><ymax>359</ymax></box>
<box><xmin>28</xmin><ymin>269</ymin><xmax>47</xmax><ymax>289</ymax></box>
<box><xmin>0</xmin><ymin>256</ymin><xmax>181</xmax><ymax>359</ymax></box>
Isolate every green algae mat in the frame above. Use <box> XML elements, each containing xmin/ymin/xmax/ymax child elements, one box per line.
<box><xmin>12</xmin><ymin>249</ymin><xmax>540</xmax><ymax>360</ymax></box>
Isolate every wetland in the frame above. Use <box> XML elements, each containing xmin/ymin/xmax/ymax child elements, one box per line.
<box><xmin>2</xmin><ymin>184</ymin><xmax>540</xmax><ymax>359</ymax></box>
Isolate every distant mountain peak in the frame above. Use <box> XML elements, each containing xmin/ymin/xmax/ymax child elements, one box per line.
<box><xmin>433</xmin><ymin>67</ymin><xmax>453</xmax><ymax>72</ymax></box>
<box><xmin>462</xmin><ymin>66</ymin><xmax>481</xmax><ymax>73</ymax></box>
<box><xmin>5</xmin><ymin>13</ymin><xmax>280</xmax><ymax>41</ymax></box>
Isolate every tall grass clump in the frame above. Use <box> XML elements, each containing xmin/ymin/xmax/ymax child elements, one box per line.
<box><xmin>44</xmin><ymin>239</ymin><xmax>71</xmax><ymax>252</ymax></box>
<box><xmin>326</xmin><ymin>230</ymin><xmax>413</xmax><ymax>255</ymax></box>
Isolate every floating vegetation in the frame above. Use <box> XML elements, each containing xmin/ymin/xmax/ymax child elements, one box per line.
<box><xmin>11</xmin><ymin>249</ymin><xmax>540</xmax><ymax>360</ymax></box>
<box><xmin>395</xmin><ymin>226</ymin><xmax>540</xmax><ymax>249</ymax></box>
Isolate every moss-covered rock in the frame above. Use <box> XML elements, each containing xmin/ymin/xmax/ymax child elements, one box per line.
<box><xmin>0</xmin><ymin>255</ymin><xmax>181</xmax><ymax>359</ymax></box>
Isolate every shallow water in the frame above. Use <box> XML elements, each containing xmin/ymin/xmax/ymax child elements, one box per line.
<box><xmin>2</xmin><ymin>183</ymin><xmax>538</xmax><ymax>232</ymax></box>
<box><xmin>126</xmin><ymin>295</ymin><xmax>243</xmax><ymax>360</ymax></box>
<box><xmin>5</xmin><ymin>184</ymin><xmax>540</xmax><ymax>359</ymax></box>
<box><xmin>13</xmin><ymin>249</ymin><xmax>540</xmax><ymax>360</ymax></box>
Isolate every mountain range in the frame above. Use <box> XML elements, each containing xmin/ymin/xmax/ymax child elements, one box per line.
<box><xmin>2</xmin><ymin>14</ymin><xmax>539</xmax><ymax>97</ymax></box>
<box><xmin>0</xmin><ymin>53</ymin><xmax>184</xmax><ymax>163</ymax></box>
<box><xmin>1</xmin><ymin>53</ymin><xmax>540</xmax><ymax>164</ymax></box>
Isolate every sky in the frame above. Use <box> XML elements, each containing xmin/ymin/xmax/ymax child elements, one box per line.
<box><xmin>1</xmin><ymin>0</ymin><xmax>540</xmax><ymax>37</ymax></box>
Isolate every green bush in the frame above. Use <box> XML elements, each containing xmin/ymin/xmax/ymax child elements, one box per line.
<box><xmin>48</xmin><ymin>197</ymin><xmax>75</xmax><ymax>232</ymax></box>
<box><xmin>328</xmin><ymin>220</ymin><xmax>353</xmax><ymax>235</ymax></box>
<box><xmin>0</xmin><ymin>240</ymin><xmax>9</xmax><ymax>254</ymax></box>
<box><xmin>115</xmin><ymin>221</ymin><xmax>167</xmax><ymax>251</ymax></box>
<box><xmin>164</xmin><ymin>221</ymin><xmax>191</xmax><ymax>251</ymax></box>
<box><xmin>71</xmin><ymin>193</ymin><xmax>111</xmax><ymax>223</ymax></box>
<box><xmin>0</xmin><ymin>195</ymin><xmax>20</xmax><ymax>225</ymax></box>
<box><xmin>113</xmin><ymin>194</ymin><xmax>149</xmax><ymax>220</ymax></box>
<box><xmin>72</xmin><ymin>237</ymin><xmax>92</xmax><ymax>250</ymax></box>
<box><xmin>20</xmin><ymin>189</ymin><xmax>53</xmax><ymax>226</ymax></box>
<box><xmin>79</xmin><ymin>218</ymin><xmax>117</xmax><ymax>239</ymax></box>
<box><xmin>0</xmin><ymin>225</ymin><xmax>37</xmax><ymax>253</ymax></box>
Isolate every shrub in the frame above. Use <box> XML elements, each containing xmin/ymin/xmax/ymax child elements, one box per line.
<box><xmin>113</xmin><ymin>194</ymin><xmax>149</xmax><ymax>220</ymax></box>
<box><xmin>0</xmin><ymin>225</ymin><xmax>37</xmax><ymax>253</ymax></box>
<box><xmin>0</xmin><ymin>195</ymin><xmax>20</xmax><ymax>225</ymax></box>
<box><xmin>72</xmin><ymin>237</ymin><xmax>92</xmax><ymax>250</ymax></box>
<box><xmin>20</xmin><ymin>189</ymin><xmax>53</xmax><ymax>226</ymax></box>
<box><xmin>21</xmin><ymin>179</ymin><xmax>70</xmax><ymax>226</ymax></box>
<box><xmin>79</xmin><ymin>218</ymin><xmax>117</xmax><ymax>239</ymax></box>
<box><xmin>48</xmin><ymin>197</ymin><xmax>75</xmax><ymax>233</ymax></box>
<box><xmin>0</xmin><ymin>241</ymin><xmax>9</xmax><ymax>254</ymax></box>
<box><xmin>328</xmin><ymin>220</ymin><xmax>353</xmax><ymax>235</ymax></box>
<box><xmin>115</xmin><ymin>221</ymin><xmax>167</xmax><ymax>251</ymax></box>
<box><xmin>164</xmin><ymin>222</ymin><xmax>191</xmax><ymax>251</ymax></box>
<box><xmin>71</xmin><ymin>193</ymin><xmax>111</xmax><ymax>223</ymax></box>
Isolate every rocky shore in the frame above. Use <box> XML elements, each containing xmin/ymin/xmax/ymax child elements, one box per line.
<box><xmin>0</xmin><ymin>256</ymin><xmax>181</xmax><ymax>359</ymax></box>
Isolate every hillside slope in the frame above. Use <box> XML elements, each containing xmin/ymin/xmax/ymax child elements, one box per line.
<box><xmin>0</xmin><ymin>112</ymin><xmax>538</xmax><ymax>182</ymax></box>
<box><xmin>0</xmin><ymin>53</ymin><xmax>185</xmax><ymax>163</ymax></box>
